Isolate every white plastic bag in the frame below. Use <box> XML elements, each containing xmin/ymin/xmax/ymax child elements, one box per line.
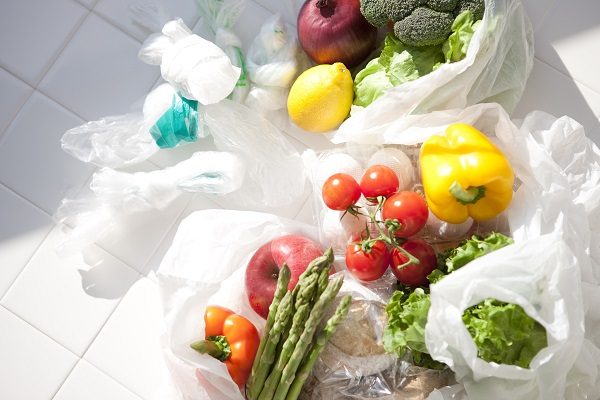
<box><xmin>61</xmin><ymin>83</ymin><xmax>206</xmax><ymax>167</ymax></box>
<box><xmin>157</xmin><ymin>209</ymin><xmax>322</xmax><ymax>400</ymax></box>
<box><xmin>244</xmin><ymin>14</ymin><xmax>308</xmax><ymax>120</ymax></box>
<box><xmin>195</xmin><ymin>0</ymin><xmax>250</xmax><ymax>102</ymax></box>
<box><xmin>55</xmin><ymin>151</ymin><xmax>245</xmax><ymax>253</ymax></box>
<box><xmin>328</xmin><ymin>0</ymin><xmax>534</xmax><ymax>143</ymax></box>
<box><xmin>350</xmin><ymin>102</ymin><xmax>600</xmax><ymax>400</ymax></box>
<box><xmin>139</xmin><ymin>18</ymin><xmax>240</xmax><ymax>104</ymax></box>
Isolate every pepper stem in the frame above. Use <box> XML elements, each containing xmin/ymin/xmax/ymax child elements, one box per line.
<box><xmin>449</xmin><ymin>181</ymin><xmax>486</xmax><ymax>205</ymax></box>
<box><xmin>191</xmin><ymin>335</ymin><xmax>231</xmax><ymax>362</ymax></box>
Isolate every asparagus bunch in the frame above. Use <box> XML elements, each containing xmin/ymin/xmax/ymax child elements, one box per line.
<box><xmin>246</xmin><ymin>248</ymin><xmax>352</xmax><ymax>400</ymax></box>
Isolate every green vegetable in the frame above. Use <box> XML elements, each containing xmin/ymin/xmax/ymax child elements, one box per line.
<box><xmin>247</xmin><ymin>290</ymin><xmax>294</xmax><ymax>400</ymax></box>
<box><xmin>258</xmin><ymin>273</ymin><xmax>319</xmax><ymax>400</ymax></box>
<box><xmin>353</xmin><ymin>8</ymin><xmax>480</xmax><ymax>107</ymax></box>
<box><xmin>394</xmin><ymin>7</ymin><xmax>454</xmax><ymax>47</ymax></box>
<box><xmin>383</xmin><ymin>289</ymin><xmax>445</xmax><ymax>369</ymax></box>
<box><xmin>285</xmin><ymin>295</ymin><xmax>352</xmax><ymax>400</ymax></box>
<box><xmin>358</xmin><ymin>0</ymin><xmax>483</xmax><ymax>47</ymax></box>
<box><xmin>274</xmin><ymin>277</ymin><xmax>345</xmax><ymax>400</ymax></box>
<box><xmin>251</xmin><ymin>264</ymin><xmax>291</xmax><ymax>379</ymax></box>
<box><xmin>443</xmin><ymin>232</ymin><xmax>514</xmax><ymax>273</ymax></box>
<box><xmin>463</xmin><ymin>299</ymin><xmax>548</xmax><ymax>368</ymax></box>
<box><xmin>442</xmin><ymin>10</ymin><xmax>481</xmax><ymax>62</ymax></box>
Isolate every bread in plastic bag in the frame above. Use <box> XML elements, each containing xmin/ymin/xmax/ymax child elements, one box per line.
<box><xmin>325</xmin><ymin>0</ymin><xmax>534</xmax><ymax>143</ymax></box>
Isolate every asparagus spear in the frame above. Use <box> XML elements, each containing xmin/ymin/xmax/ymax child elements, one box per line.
<box><xmin>273</xmin><ymin>276</ymin><xmax>345</xmax><ymax>400</ymax></box>
<box><xmin>295</xmin><ymin>248</ymin><xmax>333</xmax><ymax>288</ymax></box>
<box><xmin>315</xmin><ymin>265</ymin><xmax>330</xmax><ymax>299</ymax></box>
<box><xmin>246</xmin><ymin>290</ymin><xmax>294</xmax><ymax>400</ymax></box>
<box><xmin>284</xmin><ymin>295</ymin><xmax>352</xmax><ymax>400</ymax></box>
<box><xmin>250</xmin><ymin>264</ymin><xmax>291</xmax><ymax>379</ymax></box>
<box><xmin>258</xmin><ymin>273</ymin><xmax>319</xmax><ymax>400</ymax></box>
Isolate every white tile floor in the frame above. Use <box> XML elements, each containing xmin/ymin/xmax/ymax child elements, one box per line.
<box><xmin>1</xmin><ymin>0</ymin><xmax>599</xmax><ymax>398</ymax></box>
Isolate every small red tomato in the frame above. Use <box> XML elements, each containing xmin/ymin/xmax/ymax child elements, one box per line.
<box><xmin>322</xmin><ymin>173</ymin><xmax>361</xmax><ymax>211</ymax></box>
<box><xmin>359</xmin><ymin>165</ymin><xmax>400</xmax><ymax>201</ymax></box>
<box><xmin>345</xmin><ymin>240</ymin><xmax>390</xmax><ymax>281</ymax></box>
<box><xmin>390</xmin><ymin>239</ymin><xmax>437</xmax><ymax>287</ymax></box>
<box><xmin>381</xmin><ymin>191</ymin><xmax>428</xmax><ymax>238</ymax></box>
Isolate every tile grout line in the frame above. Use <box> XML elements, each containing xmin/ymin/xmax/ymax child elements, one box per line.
<box><xmin>33</xmin><ymin>2</ymin><xmax>92</xmax><ymax>89</ymax></box>
<box><xmin>534</xmin><ymin>56</ymin><xmax>600</xmax><ymax>104</ymax></box>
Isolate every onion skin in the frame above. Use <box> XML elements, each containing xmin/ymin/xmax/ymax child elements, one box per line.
<box><xmin>298</xmin><ymin>0</ymin><xmax>378</xmax><ymax>68</ymax></box>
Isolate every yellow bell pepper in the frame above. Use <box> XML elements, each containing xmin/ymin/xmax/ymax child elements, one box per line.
<box><xmin>419</xmin><ymin>123</ymin><xmax>514</xmax><ymax>224</ymax></box>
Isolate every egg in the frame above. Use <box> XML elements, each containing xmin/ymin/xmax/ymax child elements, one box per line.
<box><xmin>367</xmin><ymin>148</ymin><xmax>414</xmax><ymax>191</ymax></box>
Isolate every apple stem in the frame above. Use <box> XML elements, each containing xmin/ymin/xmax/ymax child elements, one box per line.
<box><xmin>316</xmin><ymin>0</ymin><xmax>328</xmax><ymax>8</ymax></box>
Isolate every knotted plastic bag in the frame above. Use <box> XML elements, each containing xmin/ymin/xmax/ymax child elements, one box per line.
<box><xmin>244</xmin><ymin>14</ymin><xmax>308</xmax><ymax>120</ymax></box>
<box><xmin>55</xmin><ymin>151</ymin><xmax>245</xmax><ymax>253</ymax></box>
<box><xmin>139</xmin><ymin>18</ymin><xmax>240</xmax><ymax>104</ymax></box>
<box><xmin>61</xmin><ymin>83</ymin><xmax>207</xmax><ymax>167</ymax></box>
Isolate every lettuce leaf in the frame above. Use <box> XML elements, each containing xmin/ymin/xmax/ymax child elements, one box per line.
<box><xmin>353</xmin><ymin>34</ymin><xmax>444</xmax><ymax>107</ymax></box>
<box><xmin>443</xmin><ymin>232</ymin><xmax>514</xmax><ymax>272</ymax></box>
<box><xmin>383</xmin><ymin>289</ymin><xmax>445</xmax><ymax>369</ymax></box>
<box><xmin>442</xmin><ymin>10</ymin><xmax>481</xmax><ymax>63</ymax></box>
<box><xmin>463</xmin><ymin>299</ymin><xmax>548</xmax><ymax>368</ymax></box>
<box><xmin>354</xmin><ymin>11</ymin><xmax>481</xmax><ymax>107</ymax></box>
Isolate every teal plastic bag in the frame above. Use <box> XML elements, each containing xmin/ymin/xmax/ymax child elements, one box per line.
<box><xmin>149</xmin><ymin>94</ymin><xmax>201</xmax><ymax>148</ymax></box>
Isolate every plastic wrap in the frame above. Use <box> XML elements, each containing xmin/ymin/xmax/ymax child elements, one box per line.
<box><xmin>326</xmin><ymin>0</ymin><xmax>534</xmax><ymax>144</ymax></box>
<box><xmin>139</xmin><ymin>18</ymin><xmax>241</xmax><ymax>104</ymax></box>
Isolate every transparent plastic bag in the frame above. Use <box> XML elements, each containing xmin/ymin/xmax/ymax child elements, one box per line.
<box><xmin>195</xmin><ymin>0</ymin><xmax>249</xmax><ymax>102</ymax></box>
<box><xmin>244</xmin><ymin>14</ymin><xmax>308</xmax><ymax>118</ymax></box>
<box><xmin>61</xmin><ymin>83</ymin><xmax>207</xmax><ymax>168</ymax></box>
<box><xmin>321</xmin><ymin>0</ymin><xmax>535</xmax><ymax>143</ymax></box>
<box><xmin>139</xmin><ymin>18</ymin><xmax>241</xmax><ymax>104</ymax></box>
<box><xmin>55</xmin><ymin>151</ymin><xmax>245</xmax><ymax>253</ymax></box>
<box><xmin>301</xmin><ymin>275</ymin><xmax>455</xmax><ymax>400</ymax></box>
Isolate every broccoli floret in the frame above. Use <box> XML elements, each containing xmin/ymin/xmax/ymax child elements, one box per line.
<box><xmin>360</xmin><ymin>0</ymin><xmax>390</xmax><ymax>27</ymax></box>
<box><xmin>394</xmin><ymin>7</ymin><xmax>453</xmax><ymax>47</ymax></box>
<box><xmin>384</xmin><ymin>0</ymin><xmax>424</xmax><ymax>21</ymax></box>
<box><xmin>427</xmin><ymin>0</ymin><xmax>459</xmax><ymax>12</ymax></box>
<box><xmin>455</xmin><ymin>0</ymin><xmax>485</xmax><ymax>20</ymax></box>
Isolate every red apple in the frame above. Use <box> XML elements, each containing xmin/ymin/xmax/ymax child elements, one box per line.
<box><xmin>245</xmin><ymin>235</ymin><xmax>324</xmax><ymax>319</ymax></box>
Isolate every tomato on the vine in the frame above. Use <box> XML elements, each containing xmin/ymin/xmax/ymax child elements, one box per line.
<box><xmin>345</xmin><ymin>240</ymin><xmax>390</xmax><ymax>281</ymax></box>
<box><xmin>322</xmin><ymin>173</ymin><xmax>361</xmax><ymax>211</ymax></box>
<box><xmin>360</xmin><ymin>165</ymin><xmax>400</xmax><ymax>201</ymax></box>
<box><xmin>390</xmin><ymin>239</ymin><xmax>437</xmax><ymax>287</ymax></box>
<box><xmin>381</xmin><ymin>191</ymin><xmax>428</xmax><ymax>238</ymax></box>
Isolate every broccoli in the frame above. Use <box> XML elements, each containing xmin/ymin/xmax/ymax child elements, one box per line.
<box><xmin>427</xmin><ymin>0</ymin><xmax>459</xmax><ymax>12</ymax></box>
<box><xmin>455</xmin><ymin>0</ymin><xmax>485</xmax><ymax>20</ymax></box>
<box><xmin>394</xmin><ymin>7</ymin><xmax>454</xmax><ymax>47</ymax></box>
<box><xmin>359</xmin><ymin>0</ymin><xmax>484</xmax><ymax>47</ymax></box>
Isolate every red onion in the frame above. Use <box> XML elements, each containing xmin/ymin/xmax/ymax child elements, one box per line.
<box><xmin>297</xmin><ymin>0</ymin><xmax>378</xmax><ymax>69</ymax></box>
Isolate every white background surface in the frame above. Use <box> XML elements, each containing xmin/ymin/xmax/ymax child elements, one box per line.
<box><xmin>0</xmin><ymin>0</ymin><xmax>599</xmax><ymax>399</ymax></box>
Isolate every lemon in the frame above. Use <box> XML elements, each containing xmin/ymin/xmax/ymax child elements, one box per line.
<box><xmin>287</xmin><ymin>62</ymin><xmax>353</xmax><ymax>133</ymax></box>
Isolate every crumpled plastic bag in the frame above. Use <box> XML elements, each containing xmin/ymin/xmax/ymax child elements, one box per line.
<box><xmin>244</xmin><ymin>14</ymin><xmax>308</xmax><ymax>121</ymax></box>
<box><xmin>139</xmin><ymin>18</ymin><xmax>240</xmax><ymax>104</ymax></box>
<box><xmin>157</xmin><ymin>210</ymin><xmax>321</xmax><ymax>400</ymax></box>
<box><xmin>195</xmin><ymin>0</ymin><xmax>250</xmax><ymax>102</ymax></box>
<box><xmin>55</xmin><ymin>151</ymin><xmax>244</xmax><ymax>253</ymax></box>
<box><xmin>61</xmin><ymin>83</ymin><xmax>206</xmax><ymax>167</ymax></box>
<box><xmin>351</xmin><ymin>102</ymin><xmax>600</xmax><ymax>400</ymax></box>
<box><xmin>325</xmin><ymin>0</ymin><xmax>534</xmax><ymax>143</ymax></box>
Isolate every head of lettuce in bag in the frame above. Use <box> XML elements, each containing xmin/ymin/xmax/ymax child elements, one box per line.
<box><xmin>355</xmin><ymin>0</ymin><xmax>484</xmax><ymax>107</ymax></box>
<box><xmin>384</xmin><ymin>232</ymin><xmax>549</xmax><ymax>371</ymax></box>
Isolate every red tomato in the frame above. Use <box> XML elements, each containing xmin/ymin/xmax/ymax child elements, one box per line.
<box><xmin>381</xmin><ymin>191</ymin><xmax>428</xmax><ymax>238</ymax></box>
<box><xmin>390</xmin><ymin>239</ymin><xmax>437</xmax><ymax>287</ymax></box>
<box><xmin>345</xmin><ymin>240</ymin><xmax>390</xmax><ymax>281</ymax></box>
<box><xmin>322</xmin><ymin>173</ymin><xmax>361</xmax><ymax>211</ymax></box>
<box><xmin>359</xmin><ymin>165</ymin><xmax>400</xmax><ymax>201</ymax></box>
